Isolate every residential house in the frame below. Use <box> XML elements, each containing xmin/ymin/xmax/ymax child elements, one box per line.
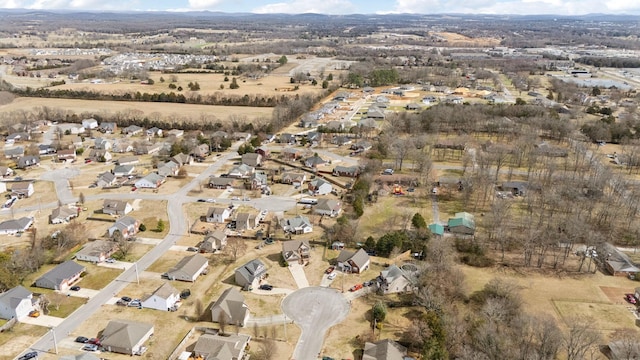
<box><xmin>607</xmin><ymin>340</ymin><xmax>640</xmax><ymax>360</ymax></box>
<box><xmin>0</xmin><ymin>286</ymin><xmax>34</xmax><ymax>321</ymax></box>
<box><xmin>38</xmin><ymin>144</ymin><xmax>56</xmax><ymax>155</ymax></box>
<box><xmin>281</xmin><ymin>172</ymin><xmax>306</xmax><ymax>186</ymax></box>
<box><xmin>199</xmin><ymin>230</ymin><xmax>227</xmax><ymax>253</ymax></box>
<box><xmin>165</xmin><ymin>254</ymin><xmax>208</xmax><ymax>282</ymax></box>
<box><xmin>235</xmin><ymin>259</ymin><xmax>267</xmax><ymax>289</ymax></box>
<box><xmin>94</xmin><ymin>137</ymin><xmax>112</xmax><ymax>150</ymax></box>
<box><xmin>157</xmin><ymin>161</ymin><xmax>180</xmax><ymax>177</ymax></box>
<box><xmin>11</xmin><ymin>182</ymin><xmax>34</xmax><ymax>198</ymax></box>
<box><xmin>447</xmin><ymin>212</ymin><xmax>475</xmax><ymax>235</ymax></box>
<box><xmin>281</xmin><ymin>215</ymin><xmax>313</xmax><ymax>234</ymax></box>
<box><xmin>208</xmin><ymin>176</ymin><xmax>235</xmax><ymax>189</ymax></box>
<box><xmin>6</xmin><ymin>132</ymin><xmax>30</xmax><ymax>145</ymax></box>
<box><xmin>331</xmin><ymin>135</ymin><xmax>351</xmax><ymax>146</ymax></box>
<box><xmin>333</xmin><ymin>165</ymin><xmax>359</xmax><ymax>178</ymax></box>
<box><xmin>103</xmin><ymin>200</ymin><xmax>133</xmax><ymax>216</ymax></box>
<box><xmin>167</xmin><ymin>129</ymin><xmax>184</xmax><ymax>138</ymax></box>
<box><xmin>307</xmin><ymin>131</ymin><xmax>322</xmax><ymax>144</ymax></box>
<box><xmin>108</xmin><ymin>216</ymin><xmax>140</xmax><ymax>238</ymax></box>
<box><xmin>123</xmin><ymin>125</ymin><xmax>143</xmax><ymax>136</ymax></box>
<box><xmin>445</xmin><ymin>95</ymin><xmax>464</xmax><ymax>104</ymax></box>
<box><xmin>249</xmin><ymin>172</ymin><xmax>268</xmax><ymax>190</ymax></box>
<box><xmin>210</xmin><ymin>287</ymin><xmax>251</xmax><ymax>327</ymax></box>
<box><xmin>498</xmin><ymin>181</ymin><xmax>528</xmax><ymax>196</ymax></box>
<box><xmin>304</xmin><ymin>155</ymin><xmax>328</xmax><ymax>168</ymax></box>
<box><xmin>314</xmin><ymin>199</ymin><xmax>342</xmax><ymax>217</ymax></box>
<box><xmin>49</xmin><ymin>206</ymin><xmax>78</xmax><ymax>224</ymax></box>
<box><xmin>602</xmin><ymin>243</ymin><xmax>640</xmax><ymax>277</ymax></box>
<box><xmin>116</xmin><ymin>156</ymin><xmax>139</xmax><ymax>166</ymax></box>
<box><xmin>193</xmin><ymin>333</ymin><xmax>251</xmax><ymax>360</ymax></box>
<box><xmin>69</xmin><ymin>124</ymin><xmax>85</xmax><ymax>135</ymax></box>
<box><xmin>279</xmin><ymin>133</ymin><xmax>297</xmax><ymax>145</ymax></box>
<box><xmin>422</xmin><ymin>95</ymin><xmax>438</xmax><ymax>105</ymax></box>
<box><xmin>4</xmin><ymin>146</ymin><xmax>24</xmax><ymax>159</ymax></box>
<box><xmin>17</xmin><ymin>155</ymin><xmax>40</xmax><ymax>169</ymax></box>
<box><xmin>428</xmin><ymin>223</ymin><xmax>445</xmax><ymax>236</ymax></box>
<box><xmin>171</xmin><ymin>153</ymin><xmax>193</xmax><ymax>167</ymax></box>
<box><xmin>377</xmin><ymin>265</ymin><xmax>416</xmax><ymax>294</ymax></box>
<box><xmin>255</xmin><ymin>146</ymin><xmax>270</xmax><ymax>159</ymax></box>
<box><xmin>405</xmin><ymin>103</ymin><xmax>422</xmax><ymax>111</ymax></box>
<box><xmin>87</xmin><ymin>149</ymin><xmax>112</xmax><ymax>162</ymax></box>
<box><xmin>242</xmin><ymin>153</ymin><xmax>262</xmax><ymax>167</ymax></box>
<box><xmin>135</xmin><ymin>173</ymin><xmax>165</xmax><ymax>189</ymax></box>
<box><xmin>56</xmin><ymin>149</ymin><xmax>76</xmax><ymax>162</ymax></box>
<box><xmin>96</xmin><ymin>172</ymin><xmax>117</xmax><ymax>188</ymax></box>
<box><xmin>135</xmin><ymin>143</ymin><xmax>162</xmax><ymax>155</ymax></box>
<box><xmin>34</xmin><ymin>260</ymin><xmax>85</xmax><ymax>290</ymax></box>
<box><xmin>227</xmin><ymin>164</ymin><xmax>254</xmax><ymax>178</ymax></box>
<box><xmin>0</xmin><ymin>166</ymin><xmax>13</xmax><ymax>177</ymax></box>
<box><xmin>206</xmin><ymin>207</ymin><xmax>232</xmax><ymax>223</ymax></box>
<box><xmin>235</xmin><ymin>213</ymin><xmax>259</xmax><ymax>231</ymax></box>
<box><xmin>70</xmin><ymin>136</ymin><xmax>83</xmax><ymax>148</ymax></box>
<box><xmin>281</xmin><ymin>148</ymin><xmax>303</xmax><ymax>161</ymax></box>
<box><xmin>146</xmin><ymin>127</ymin><xmax>163</xmax><ymax>138</ymax></box>
<box><xmin>282</xmin><ymin>240</ymin><xmax>311</xmax><ymax>264</ymax></box>
<box><xmin>331</xmin><ymin>241</ymin><xmax>345</xmax><ymax>250</ymax></box>
<box><xmin>336</xmin><ymin>248</ymin><xmax>370</xmax><ymax>274</ymax></box>
<box><xmin>308</xmin><ymin>178</ymin><xmax>332</xmax><ymax>196</ymax></box>
<box><xmin>191</xmin><ymin>144</ymin><xmax>210</xmax><ymax>161</ymax></box>
<box><xmin>100</xmin><ymin>319</ymin><xmax>154</xmax><ymax>356</ymax></box>
<box><xmin>363</xmin><ymin>339</ymin><xmax>408</xmax><ymax>360</ymax></box>
<box><xmin>263</xmin><ymin>134</ymin><xmax>276</xmax><ymax>143</ymax></box>
<box><xmin>367</xmin><ymin>106</ymin><xmax>386</xmax><ymax>119</ymax></box>
<box><xmin>99</xmin><ymin>122</ymin><xmax>117</xmax><ymax>134</ymax></box>
<box><xmin>75</xmin><ymin>240</ymin><xmax>118</xmax><ymax>263</ymax></box>
<box><xmin>325</xmin><ymin>121</ymin><xmax>345</xmax><ymax>132</ymax></box>
<box><xmin>141</xmin><ymin>283</ymin><xmax>180</xmax><ymax>311</ymax></box>
<box><xmin>0</xmin><ymin>217</ymin><xmax>34</xmax><ymax>235</ymax></box>
<box><xmin>299</xmin><ymin>115</ymin><xmax>319</xmax><ymax>128</ymax></box>
<box><xmin>113</xmin><ymin>165</ymin><xmax>135</xmax><ymax>177</ymax></box>
<box><xmin>82</xmin><ymin>118</ymin><xmax>98</xmax><ymax>129</ymax></box>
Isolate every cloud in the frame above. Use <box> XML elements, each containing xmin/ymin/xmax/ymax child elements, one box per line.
<box><xmin>188</xmin><ymin>0</ymin><xmax>224</xmax><ymax>10</ymax></box>
<box><xmin>22</xmin><ymin>0</ymin><xmax>140</xmax><ymax>10</ymax></box>
<box><xmin>389</xmin><ymin>0</ymin><xmax>640</xmax><ymax>15</ymax></box>
<box><xmin>253</xmin><ymin>0</ymin><xmax>357</xmax><ymax>14</ymax></box>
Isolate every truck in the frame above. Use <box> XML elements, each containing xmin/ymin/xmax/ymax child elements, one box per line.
<box><xmin>298</xmin><ymin>197</ymin><xmax>318</xmax><ymax>205</ymax></box>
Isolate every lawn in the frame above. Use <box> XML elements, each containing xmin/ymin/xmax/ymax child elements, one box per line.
<box><xmin>553</xmin><ymin>300</ymin><xmax>635</xmax><ymax>331</ymax></box>
<box><xmin>0</xmin><ymin>323</ymin><xmax>48</xmax><ymax>360</ymax></box>
<box><xmin>80</xmin><ymin>264</ymin><xmax>122</xmax><ymax>289</ymax></box>
<box><xmin>46</xmin><ymin>295</ymin><xmax>87</xmax><ymax>318</ymax></box>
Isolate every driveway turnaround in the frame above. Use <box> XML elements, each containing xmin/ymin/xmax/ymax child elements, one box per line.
<box><xmin>282</xmin><ymin>287</ymin><xmax>350</xmax><ymax>360</ymax></box>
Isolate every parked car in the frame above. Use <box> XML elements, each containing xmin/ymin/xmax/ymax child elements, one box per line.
<box><xmin>70</xmin><ymin>286</ymin><xmax>81</xmax><ymax>291</ymax></box>
<box><xmin>197</xmin><ymin>199</ymin><xmax>206</xmax><ymax>202</ymax></box>
<box><xmin>186</xmin><ymin>247</ymin><xmax>199</xmax><ymax>252</ymax></box>
<box><xmin>327</xmin><ymin>272</ymin><xmax>337</xmax><ymax>280</ymax></box>
<box><xmin>206</xmin><ymin>198</ymin><xmax>216</xmax><ymax>203</ymax></box>
<box><xmin>28</xmin><ymin>310</ymin><xmax>40</xmax><ymax>318</ymax></box>
<box><xmin>105</xmin><ymin>258</ymin><xmax>116</xmax><ymax>263</ymax></box>
<box><xmin>128</xmin><ymin>300</ymin><xmax>141</xmax><ymax>307</ymax></box>
<box><xmin>349</xmin><ymin>284</ymin><xmax>363</xmax><ymax>292</ymax></box>
<box><xmin>75</xmin><ymin>336</ymin><xmax>89</xmax><ymax>343</ymax></box>
<box><xmin>325</xmin><ymin>266</ymin><xmax>335</xmax><ymax>274</ymax></box>
<box><xmin>259</xmin><ymin>284</ymin><xmax>273</xmax><ymax>291</ymax></box>
<box><xmin>87</xmin><ymin>338</ymin><xmax>101</xmax><ymax>345</ymax></box>
<box><xmin>121</xmin><ymin>296</ymin><xmax>132</xmax><ymax>303</ymax></box>
<box><xmin>18</xmin><ymin>351</ymin><xmax>38</xmax><ymax>360</ymax></box>
<box><xmin>625</xmin><ymin>293</ymin><xmax>637</xmax><ymax>304</ymax></box>
<box><xmin>180</xmin><ymin>289</ymin><xmax>191</xmax><ymax>299</ymax></box>
<box><xmin>82</xmin><ymin>344</ymin><xmax>99</xmax><ymax>352</ymax></box>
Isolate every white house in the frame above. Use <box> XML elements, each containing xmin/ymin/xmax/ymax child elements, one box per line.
<box><xmin>0</xmin><ymin>217</ymin><xmax>34</xmax><ymax>235</ymax></box>
<box><xmin>314</xmin><ymin>199</ymin><xmax>342</xmax><ymax>217</ymax></box>
<box><xmin>206</xmin><ymin>207</ymin><xmax>231</xmax><ymax>223</ymax></box>
<box><xmin>165</xmin><ymin>254</ymin><xmax>209</xmax><ymax>282</ymax></box>
<box><xmin>135</xmin><ymin>173</ymin><xmax>165</xmax><ymax>189</ymax></box>
<box><xmin>82</xmin><ymin>118</ymin><xmax>99</xmax><ymax>129</ymax></box>
<box><xmin>141</xmin><ymin>283</ymin><xmax>180</xmax><ymax>311</ymax></box>
<box><xmin>11</xmin><ymin>182</ymin><xmax>34</xmax><ymax>198</ymax></box>
<box><xmin>308</xmin><ymin>178</ymin><xmax>332</xmax><ymax>195</ymax></box>
<box><xmin>75</xmin><ymin>240</ymin><xmax>118</xmax><ymax>263</ymax></box>
<box><xmin>281</xmin><ymin>215</ymin><xmax>313</xmax><ymax>234</ymax></box>
<box><xmin>0</xmin><ymin>286</ymin><xmax>34</xmax><ymax>321</ymax></box>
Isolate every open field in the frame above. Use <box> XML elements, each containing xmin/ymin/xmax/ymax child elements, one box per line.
<box><xmin>0</xmin><ymin>323</ymin><xmax>49</xmax><ymax>360</ymax></box>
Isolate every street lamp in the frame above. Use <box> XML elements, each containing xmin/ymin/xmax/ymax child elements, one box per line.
<box><xmin>50</xmin><ymin>327</ymin><xmax>58</xmax><ymax>354</ymax></box>
<box><xmin>134</xmin><ymin>262</ymin><xmax>139</xmax><ymax>285</ymax></box>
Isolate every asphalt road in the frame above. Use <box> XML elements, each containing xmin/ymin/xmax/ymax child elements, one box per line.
<box><xmin>282</xmin><ymin>287</ymin><xmax>350</xmax><ymax>360</ymax></box>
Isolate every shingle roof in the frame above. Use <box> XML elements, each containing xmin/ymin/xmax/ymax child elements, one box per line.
<box><xmin>363</xmin><ymin>339</ymin><xmax>407</xmax><ymax>360</ymax></box>
<box><xmin>0</xmin><ymin>286</ymin><xmax>31</xmax><ymax>310</ymax></box>
<box><xmin>210</xmin><ymin>287</ymin><xmax>249</xmax><ymax>326</ymax></box>
<box><xmin>101</xmin><ymin>319</ymin><xmax>153</xmax><ymax>351</ymax></box>
<box><xmin>235</xmin><ymin>259</ymin><xmax>266</xmax><ymax>285</ymax></box>
<box><xmin>167</xmin><ymin>254</ymin><xmax>208</xmax><ymax>279</ymax></box>
<box><xmin>36</xmin><ymin>260</ymin><xmax>85</xmax><ymax>288</ymax></box>
<box><xmin>144</xmin><ymin>282</ymin><xmax>178</xmax><ymax>301</ymax></box>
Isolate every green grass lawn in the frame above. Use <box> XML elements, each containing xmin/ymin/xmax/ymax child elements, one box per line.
<box><xmin>46</xmin><ymin>295</ymin><xmax>87</xmax><ymax>318</ymax></box>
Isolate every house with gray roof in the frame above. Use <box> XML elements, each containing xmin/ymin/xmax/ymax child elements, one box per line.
<box><xmin>333</xmin><ymin>165</ymin><xmax>360</xmax><ymax>178</ymax></box>
<box><xmin>234</xmin><ymin>259</ymin><xmax>266</xmax><ymax>289</ymax></box>
<box><xmin>165</xmin><ymin>254</ymin><xmax>208</xmax><ymax>282</ymax></box>
<box><xmin>308</xmin><ymin>178</ymin><xmax>332</xmax><ymax>195</ymax></box>
<box><xmin>11</xmin><ymin>182</ymin><xmax>34</xmax><ymax>198</ymax></box>
<box><xmin>157</xmin><ymin>161</ymin><xmax>180</xmax><ymax>177</ymax></box>
<box><xmin>363</xmin><ymin>339</ymin><xmax>408</xmax><ymax>360</ymax></box>
<box><xmin>49</xmin><ymin>206</ymin><xmax>78</xmax><ymax>224</ymax></box>
<box><xmin>281</xmin><ymin>171</ymin><xmax>306</xmax><ymax>186</ymax></box>
<box><xmin>135</xmin><ymin>173</ymin><xmax>165</xmax><ymax>189</ymax></box>
<box><xmin>123</xmin><ymin>125</ymin><xmax>143</xmax><ymax>136</ymax></box>
<box><xmin>98</xmin><ymin>122</ymin><xmax>117</xmax><ymax>134</ymax></box>
<box><xmin>199</xmin><ymin>230</ymin><xmax>227</xmax><ymax>253</ymax></box>
<box><xmin>0</xmin><ymin>286</ymin><xmax>34</xmax><ymax>320</ymax></box>
<box><xmin>75</xmin><ymin>240</ymin><xmax>118</xmax><ymax>264</ymax></box>
<box><xmin>141</xmin><ymin>282</ymin><xmax>180</xmax><ymax>311</ymax></box>
<box><xmin>235</xmin><ymin>213</ymin><xmax>259</xmax><ymax>231</ymax></box>
<box><xmin>4</xmin><ymin>146</ymin><xmax>24</xmax><ymax>159</ymax></box>
<box><xmin>108</xmin><ymin>216</ymin><xmax>139</xmax><ymax>238</ymax></box>
<box><xmin>0</xmin><ymin>217</ymin><xmax>34</xmax><ymax>235</ymax></box>
<box><xmin>34</xmin><ymin>260</ymin><xmax>85</xmax><ymax>290</ymax></box>
<box><xmin>94</xmin><ymin>137</ymin><xmax>113</xmax><ymax>150</ymax></box>
<box><xmin>242</xmin><ymin>153</ymin><xmax>262</xmax><ymax>167</ymax></box>
<box><xmin>336</xmin><ymin>248</ymin><xmax>370</xmax><ymax>274</ymax></box>
<box><xmin>113</xmin><ymin>165</ymin><xmax>135</xmax><ymax>177</ymax></box>
<box><xmin>314</xmin><ymin>199</ymin><xmax>342</xmax><ymax>217</ymax></box>
<box><xmin>282</xmin><ymin>240</ymin><xmax>310</xmax><ymax>264</ymax></box>
<box><xmin>100</xmin><ymin>319</ymin><xmax>154</xmax><ymax>355</ymax></box>
<box><xmin>304</xmin><ymin>155</ymin><xmax>328</xmax><ymax>168</ymax></box>
<box><xmin>193</xmin><ymin>333</ymin><xmax>251</xmax><ymax>360</ymax></box>
<box><xmin>17</xmin><ymin>155</ymin><xmax>40</xmax><ymax>169</ymax></box>
<box><xmin>208</xmin><ymin>176</ymin><xmax>235</xmax><ymax>189</ymax></box>
<box><xmin>249</xmin><ymin>172</ymin><xmax>268</xmax><ymax>190</ymax></box>
<box><xmin>281</xmin><ymin>215</ymin><xmax>313</xmax><ymax>234</ymax></box>
<box><xmin>96</xmin><ymin>172</ymin><xmax>117</xmax><ymax>188</ymax></box>
<box><xmin>210</xmin><ymin>287</ymin><xmax>251</xmax><ymax>327</ymax></box>
<box><xmin>116</xmin><ymin>156</ymin><xmax>139</xmax><ymax>165</ymax></box>
<box><xmin>377</xmin><ymin>265</ymin><xmax>417</xmax><ymax>294</ymax></box>
<box><xmin>227</xmin><ymin>164</ymin><xmax>254</xmax><ymax>178</ymax></box>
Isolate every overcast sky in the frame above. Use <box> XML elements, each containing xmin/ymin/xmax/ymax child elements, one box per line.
<box><xmin>0</xmin><ymin>0</ymin><xmax>639</xmax><ymax>15</ymax></box>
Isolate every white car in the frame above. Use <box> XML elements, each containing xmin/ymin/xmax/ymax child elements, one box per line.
<box><xmin>206</xmin><ymin>199</ymin><xmax>216</xmax><ymax>203</ymax></box>
<box><xmin>327</xmin><ymin>272</ymin><xmax>337</xmax><ymax>280</ymax></box>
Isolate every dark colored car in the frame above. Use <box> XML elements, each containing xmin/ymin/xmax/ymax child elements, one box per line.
<box><xmin>18</xmin><ymin>351</ymin><xmax>38</xmax><ymax>360</ymax></box>
<box><xmin>75</xmin><ymin>336</ymin><xmax>89</xmax><ymax>343</ymax></box>
<box><xmin>259</xmin><ymin>284</ymin><xmax>273</xmax><ymax>291</ymax></box>
<box><xmin>121</xmin><ymin>296</ymin><xmax>132</xmax><ymax>303</ymax></box>
<box><xmin>186</xmin><ymin>247</ymin><xmax>199</xmax><ymax>252</ymax></box>
<box><xmin>325</xmin><ymin>266</ymin><xmax>335</xmax><ymax>274</ymax></box>
<box><xmin>87</xmin><ymin>338</ymin><xmax>101</xmax><ymax>345</ymax></box>
<box><xmin>180</xmin><ymin>289</ymin><xmax>191</xmax><ymax>299</ymax></box>
<box><xmin>70</xmin><ymin>286</ymin><xmax>81</xmax><ymax>291</ymax></box>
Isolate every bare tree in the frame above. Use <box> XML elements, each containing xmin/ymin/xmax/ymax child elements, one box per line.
<box><xmin>218</xmin><ymin>311</ymin><xmax>227</xmax><ymax>334</ymax></box>
<box><xmin>225</xmin><ymin>237</ymin><xmax>247</xmax><ymax>262</ymax></box>
<box><xmin>563</xmin><ymin>317</ymin><xmax>602</xmax><ymax>360</ymax></box>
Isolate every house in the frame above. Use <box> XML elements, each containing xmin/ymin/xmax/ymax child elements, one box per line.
<box><xmin>235</xmin><ymin>213</ymin><xmax>259</xmax><ymax>231</ymax></box>
<box><xmin>103</xmin><ymin>200</ymin><xmax>133</xmax><ymax>216</ymax></box>
<box><xmin>422</xmin><ymin>95</ymin><xmax>438</xmax><ymax>105</ymax></box>
<box><xmin>116</xmin><ymin>156</ymin><xmax>139</xmax><ymax>166</ymax></box>
<box><xmin>49</xmin><ymin>206</ymin><xmax>78</xmax><ymax>224</ymax></box>
<box><xmin>281</xmin><ymin>215</ymin><xmax>313</xmax><ymax>234</ymax></box>
<box><xmin>308</xmin><ymin>178</ymin><xmax>332</xmax><ymax>195</ymax></box>
<box><xmin>281</xmin><ymin>172</ymin><xmax>306</xmax><ymax>186</ymax></box>
<box><xmin>367</xmin><ymin>106</ymin><xmax>386</xmax><ymax>119</ymax></box>
<box><xmin>108</xmin><ymin>216</ymin><xmax>140</xmax><ymax>238</ymax></box>
<box><xmin>447</xmin><ymin>212</ymin><xmax>475</xmax><ymax>235</ymax></box>
<box><xmin>208</xmin><ymin>176</ymin><xmax>235</xmax><ymax>189</ymax></box>
<box><xmin>281</xmin><ymin>148</ymin><xmax>303</xmax><ymax>161</ymax></box>
<box><xmin>38</xmin><ymin>144</ymin><xmax>56</xmax><ymax>155</ymax></box>
<box><xmin>141</xmin><ymin>283</ymin><xmax>180</xmax><ymax>311</ymax></box>
<box><xmin>135</xmin><ymin>173</ymin><xmax>165</xmax><ymax>189</ymax></box>
<box><xmin>170</xmin><ymin>153</ymin><xmax>193</xmax><ymax>167</ymax></box>
<box><xmin>235</xmin><ymin>259</ymin><xmax>267</xmax><ymax>289</ymax></box>
<box><xmin>336</xmin><ymin>248</ymin><xmax>370</xmax><ymax>274</ymax></box>
<box><xmin>96</xmin><ymin>172</ymin><xmax>117</xmax><ymax>188</ymax></box>
<box><xmin>0</xmin><ymin>166</ymin><xmax>13</xmax><ymax>177</ymax></box>
<box><xmin>377</xmin><ymin>265</ymin><xmax>416</xmax><ymax>294</ymax></box>
<box><xmin>17</xmin><ymin>155</ymin><xmax>40</xmax><ymax>169</ymax></box>
<box><xmin>82</xmin><ymin>118</ymin><xmax>98</xmax><ymax>129</ymax></box>
<box><xmin>100</xmin><ymin>319</ymin><xmax>154</xmax><ymax>356</ymax></box>
<box><xmin>123</xmin><ymin>125</ymin><xmax>143</xmax><ymax>136</ymax></box>
<box><xmin>56</xmin><ymin>149</ymin><xmax>76</xmax><ymax>162</ymax></box>
<box><xmin>191</xmin><ymin>144</ymin><xmax>210</xmax><ymax>160</ymax></box>
<box><xmin>193</xmin><ymin>333</ymin><xmax>251</xmax><ymax>360</ymax></box>
<box><xmin>11</xmin><ymin>182</ymin><xmax>34</xmax><ymax>198</ymax></box>
<box><xmin>94</xmin><ymin>137</ymin><xmax>112</xmax><ymax>151</ymax></box>
<box><xmin>210</xmin><ymin>287</ymin><xmax>251</xmax><ymax>327</ymax></box>
<box><xmin>0</xmin><ymin>286</ymin><xmax>34</xmax><ymax>321</ymax></box>
<box><xmin>249</xmin><ymin>172</ymin><xmax>268</xmax><ymax>190</ymax></box>
<box><xmin>99</xmin><ymin>122</ymin><xmax>117</xmax><ymax>134</ymax></box>
<box><xmin>255</xmin><ymin>146</ymin><xmax>270</xmax><ymax>159</ymax></box>
<box><xmin>498</xmin><ymin>181</ymin><xmax>528</xmax><ymax>196</ymax></box>
<box><xmin>227</xmin><ymin>164</ymin><xmax>254</xmax><ymax>178</ymax></box>
<box><xmin>167</xmin><ymin>129</ymin><xmax>184</xmax><ymax>138</ymax></box>
<box><xmin>165</xmin><ymin>254</ymin><xmax>208</xmax><ymax>282</ymax></box>
<box><xmin>87</xmin><ymin>149</ymin><xmax>112</xmax><ymax>162</ymax></box>
<box><xmin>157</xmin><ymin>161</ymin><xmax>180</xmax><ymax>177</ymax></box>
<box><xmin>206</xmin><ymin>207</ymin><xmax>232</xmax><ymax>223</ymax></box>
<box><xmin>135</xmin><ymin>143</ymin><xmax>162</xmax><ymax>155</ymax></box>
<box><xmin>363</xmin><ymin>339</ymin><xmax>408</xmax><ymax>360</ymax></box>
<box><xmin>333</xmin><ymin>165</ymin><xmax>360</xmax><ymax>178</ymax></box>
<box><xmin>4</xmin><ymin>146</ymin><xmax>24</xmax><ymax>159</ymax></box>
<box><xmin>602</xmin><ymin>243</ymin><xmax>640</xmax><ymax>277</ymax></box>
<box><xmin>314</xmin><ymin>199</ymin><xmax>342</xmax><ymax>217</ymax></box>
<box><xmin>242</xmin><ymin>153</ymin><xmax>262</xmax><ymax>167</ymax></box>
<box><xmin>34</xmin><ymin>260</ymin><xmax>85</xmax><ymax>290</ymax></box>
<box><xmin>69</xmin><ymin>124</ymin><xmax>85</xmax><ymax>135</ymax></box>
<box><xmin>70</xmin><ymin>136</ymin><xmax>83</xmax><ymax>148</ymax></box>
<box><xmin>113</xmin><ymin>165</ymin><xmax>135</xmax><ymax>177</ymax></box>
<box><xmin>331</xmin><ymin>135</ymin><xmax>351</xmax><ymax>146</ymax></box>
<box><xmin>146</xmin><ymin>127</ymin><xmax>163</xmax><ymax>138</ymax></box>
<box><xmin>304</xmin><ymin>155</ymin><xmax>328</xmax><ymax>168</ymax></box>
<box><xmin>199</xmin><ymin>230</ymin><xmax>228</xmax><ymax>253</ymax></box>
<box><xmin>606</xmin><ymin>340</ymin><xmax>640</xmax><ymax>360</ymax></box>
<box><xmin>405</xmin><ymin>103</ymin><xmax>422</xmax><ymax>111</ymax></box>
<box><xmin>325</xmin><ymin>121</ymin><xmax>345</xmax><ymax>132</ymax></box>
<box><xmin>279</xmin><ymin>133</ymin><xmax>297</xmax><ymax>145</ymax></box>
<box><xmin>0</xmin><ymin>217</ymin><xmax>34</xmax><ymax>235</ymax></box>
<box><xmin>6</xmin><ymin>132</ymin><xmax>30</xmax><ymax>143</ymax></box>
<box><xmin>282</xmin><ymin>239</ymin><xmax>311</xmax><ymax>264</ymax></box>
<box><xmin>331</xmin><ymin>241</ymin><xmax>345</xmax><ymax>250</ymax></box>
<box><xmin>75</xmin><ymin>240</ymin><xmax>118</xmax><ymax>263</ymax></box>
<box><xmin>428</xmin><ymin>223</ymin><xmax>445</xmax><ymax>236</ymax></box>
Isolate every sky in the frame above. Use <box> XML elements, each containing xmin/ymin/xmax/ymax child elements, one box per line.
<box><xmin>0</xmin><ymin>0</ymin><xmax>639</xmax><ymax>15</ymax></box>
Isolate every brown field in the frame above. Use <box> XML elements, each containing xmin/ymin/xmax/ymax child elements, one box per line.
<box><xmin>0</xmin><ymin>323</ymin><xmax>48</xmax><ymax>360</ymax></box>
<box><xmin>432</xmin><ymin>31</ymin><xmax>501</xmax><ymax>47</ymax></box>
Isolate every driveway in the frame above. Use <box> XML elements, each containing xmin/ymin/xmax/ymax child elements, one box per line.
<box><xmin>282</xmin><ymin>287</ymin><xmax>350</xmax><ymax>360</ymax></box>
<box><xmin>245</xmin><ymin>313</ymin><xmax>289</xmax><ymax>327</ymax></box>
<box><xmin>62</xmin><ymin>288</ymin><xmax>99</xmax><ymax>299</ymax></box>
<box><xmin>20</xmin><ymin>314</ymin><xmax>64</xmax><ymax>327</ymax></box>
<box><xmin>40</xmin><ymin>167</ymin><xmax>80</xmax><ymax>205</ymax></box>
<box><xmin>288</xmin><ymin>263</ymin><xmax>310</xmax><ymax>289</ymax></box>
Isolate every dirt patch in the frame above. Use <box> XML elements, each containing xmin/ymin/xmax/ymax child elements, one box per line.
<box><xmin>600</xmin><ymin>286</ymin><xmax>630</xmax><ymax>303</ymax></box>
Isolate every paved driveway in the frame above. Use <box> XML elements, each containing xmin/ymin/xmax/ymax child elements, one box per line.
<box><xmin>282</xmin><ymin>287</ymin><xmax>350</xmax><ymax>360</ymax></box>
<box><xmin>20</xmin><ymin>314</ymin><xmax>64</xmax><ymax>327</ymax></box>
<box><xmin>288</xmin><ymin>263</ymin><xmax>310</xmax><ymax>289</ymax></box>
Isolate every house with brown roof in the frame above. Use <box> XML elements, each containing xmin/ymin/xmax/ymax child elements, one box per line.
<box><xmin>193</xmin><ymin>333</ymin><xmax>251</xmax><ymax>360</ymax></box>
<box><xmin>281</xmin><ymin>171</ymin><xmax>306</xmax><ymax>186</ymax></box>
<box><xmin>165</xmin><ymin>254</ymin><xmax>208</xmax><ymax>282</ymax></box>
<box><xmin>103</xmin><ymin>200</ymin><xmax>133</xmax><ymax>216</ymax></box>
<box><xmin>363</xmin><ymin>339</ymin><xmax>408</xmax><ymax>360</ymax></box>
<box><xmin>210</xmin><ymin>287</ymin><xmax>250</xmax><ymax>327</ymax></box>
<box><xmin>336</xmin><ymin>248</ymin><xmax>370</xmax><ymax>274</ymax></box>
<box><xmin>235</xmin><ymin>213</ymin><xmax>259</xmax><ymax>231</ymax></box>
<box><xmin>234</xmin><ymin>259</ymin><xmax>266</xmax><ymax>289</ymax></box>
<box><xmin>75</xmin><ymin>240</ymin><xmax>118</xmax><ymax>263</ymax></box>
<box><xmin>49</xmin><ymin>206</ymin><xmax>78</xmax><ymax>224</ymax></box>
<box><xmin>199</xmin><ymin>230</ymin><xmax>227</xmax><ymax>253</ymax></box>
<box><xmin>314</xmin><ymin>199</ymin><xmax>342</xmax><ymax>217</ymax></box>
<box><xmin>56</xmin><ymin>149</ymin><xmax>76</xmax><ymax>162</ymax></box>
<box><xmin>281</xmin><ymin>147</ymin><xmax>303</xmax><ymax>160</ymax></box>
<box><xmin>11</xmin><ymin>182</ymin><xmax>34</xmax><ymax>198</ymax></box>
<box><xmin>206</xmin><ymin>207</ymin><xmax>232</xmax><ymax>223</ymax></box>
<box><xmin>242</xmin><ymin>153</ymin><xmax>262</xmax><ymax>167</ymax></box>
<box><xmin>208</xmin><ymin>176</ymin><xmax>235</xmax><ymax>189</ymax></box>
<box><xmin>282</xmin><ymin>239</ymin><xmax>311</xmax><ymax>264</ymax></box>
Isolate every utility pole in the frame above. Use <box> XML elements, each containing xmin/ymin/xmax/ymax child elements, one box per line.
<box><xmin>51</xmin><ymin>327</ymin><xmax>58</xmax><ymax>354</ymax></box>
<box><xmin>134</xmin><ymin>262</ymin><xmax>139</xmax><ymax>284</ymax></box>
